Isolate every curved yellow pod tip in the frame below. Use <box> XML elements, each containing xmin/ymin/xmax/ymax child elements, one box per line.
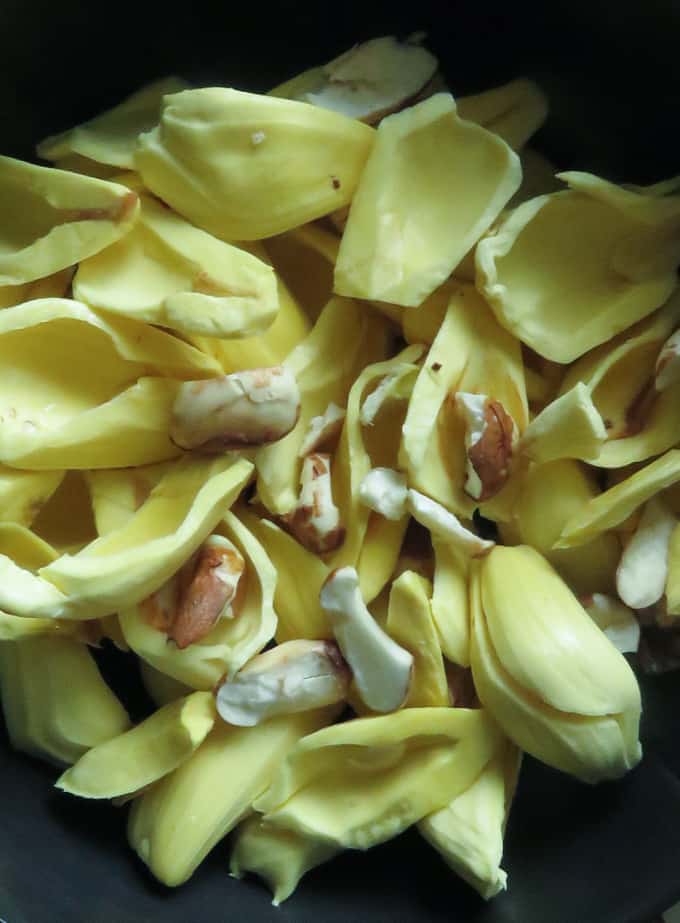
<box><xmin>230</xmin><ymin>815</ymin><xmax>339</xmax><ymax>905</ymax></box>
<box><xmin>470</xmin><ymin>545</ymin><xmax>642</xmax><ymax>783</ymax></box>
<box><xmin>56</xmin><ymin>691</ymin><xmax>215</xmax><ymax>799</ymax></box>
<box><xmin>419</xmin><ymin>740</ymin><xmax>521</xmax><ymax>899</ymax></box>
<box><xmin>0</xmin><ymin>155</ymin><xmax>139</xmax><ymax>286</ymax></box>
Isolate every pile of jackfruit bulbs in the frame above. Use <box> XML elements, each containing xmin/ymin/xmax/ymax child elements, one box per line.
<box><xmin>2</xmin><ymin>32</ymin><xmax>680</xmax><ymax>904</ymax></box>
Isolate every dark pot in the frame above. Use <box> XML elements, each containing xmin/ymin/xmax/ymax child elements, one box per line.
<box><xmin>1</xmin><ymin>2</ymin><xmax>680</xmax><ymax>921</ymax></box>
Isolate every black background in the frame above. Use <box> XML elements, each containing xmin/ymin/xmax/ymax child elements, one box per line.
<box><xmin>1</xmin><ymin>1</ymin><xmax>680</xmax><ymax>920</ymax></box>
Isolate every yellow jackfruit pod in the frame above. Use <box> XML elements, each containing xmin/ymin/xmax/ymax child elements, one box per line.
<box><xmin>0</xmin><ymin>636</ymin><xmax>130</xmax><ymax>766</ymax></box>
<box><xmin>510</xmin><ymin>459</ymin><xmax>620</xmax><ymax>595</ymax></box>
<box><xmin>557</xmin><ymin>449</ymin><xmax>680</xmax><ymax>548</ymax></box>
<box><xmin>431</xmin><ymin>539</ymin><xmax>470</xmax><ymax>666</ymax></box>
<box><xmin>140</xmin><ymin>660</ymin><xmax>191</xmax><ymax>707</ymax></box>
<box><xmin>0</xmin><ymin>155</ymin><xmax>139</xmax><ymax>286</ymax></box>
<box><xmin>0</xmin><ymin>523</ymin><xmax>97</xmax><ymax>642</ymax></box>
<box><xmin>666</xmin><ymin>523</ymin><xmax>680</xmax><ymax>616</ymax></box>
<box><xmin>38</xmin><ymin>77</ymin><xmax>189</xmax><ymax>169</ymax></box>
<box><xmin>74</xmin><ymin>190</ymin><xmax>278</xmax><ymax>339</ymax></box>
<box><xmin>0</xmin><ymin>266</ymin><xmax>73</xmax><ymax>311</ymax></box>
<box><xmin>418</xmin><ymin>739</ymin><xmax>521</xmax><ymax>899</ymax></box>
<box><xmin>230</xmin><ymin>815</ymin><xmax>339</xmax><ymax>906</ymax></box>
<box><xmin>334</xmin><ymin>94</ymin><xmax>521</xmax><ymax>308</ymax></box>
<box><xmin>128</xmin><ymin>707</ymin><xmax>336</xmax><ymax>886</ymax></box>
<box><xmin>197</xmin><ymin>277</ymin><xmax>310</xmax><ymax>375</ymax></box>
<box><xmin>34</xmin><ymin>456</ymin><xmax>253</xmax><ymax>621</ymax></box>
<box><xmin>520</xmin><ymin>383</ymin><xmax>607</xmax><ymax>464</ymax></box>
<box><xmin>0</xmin><ymin>466</ymin><xmax>64</xmax><ymax>527</ymax></box>
<box><xmin>399</xmin><ymin>285</ymin><xmax>527</xmax><ymax>518</ymax></box>
<box><xmin>470</xmin><ymin>546</ymin><xmax>642</xmax><ymax>782</ymax></box>
<box><xmin>86</xmin><ymin>461</ymin><xmax>174</xmax><ymax>537</ymax></box>
<box><xmin>56</xmin><ymin>691</ymin><xmax>215</xmax><ymax>799</ymax></box>
<box><xmin>558</xmin><ymin>294</ymin><xmax>680</xmax><ymax>467</ymax></box>
<box><xmin>264</xmin><ymin>223</ymin><xmax>338</xmax><ymax>323</ymax></box>
<box><xmin>457</xmin><ymin>79</ymin><xmax>548</xmax><ymax>150</ymax></box>
<box><xmin>0</xmin><ymin>298</ymin><xmax>221</xmax><ymax>470</ymax></box>
<box><xmin>271</xmin><ymin>35</ymin><xmax>439</xmax><ymax>126</ymax></box>
<box><xmin>254</xmin><ymin>707</ymin><xmax>504</xmax><ymax>849</ymax></box>
<box><xmin>385</xmin><ymin>571</ymin><xmax>449</xmax><ymax>707</ymax></box>
<box><xmin>0</xmin><ymin>523</ymin><xmax>87</xmax><ymax>633</ymax></box>
<box><xmin>31</xmin><ymin>471</ymin><xmax>97</xmax><ymax>555</ymax></box>
<box><xmin>355</xmin><ymin>512</ymin><xmax>410</xmax><ymax>606</ymax></box>
<box><xmin>0</xmin><ymin>458</ymin><xmax>249</xmax><ymax>623</ymax></box>
<box><xmin>255</xmin><ymin>296</ymin><xmax>390</xmax><ymax>516</ymax></box>
<box><xmin>0</xmin><ymin>521</ymin><xmax>56</xmax><ymax>570</ymax></box>
<box><xmin>120</xmin><ymin>508</ymin><xmax>275</xmax><ymax>688</ymax></box>
<box><xmin>0</xmin><ymin>525</ymin><xmax>93</xmax><ymax>642</ymax></box>
<box><xmin>338</xmin><ymin>353</ymin><xmax>420</xmax><ymax>601</ymax></box>
<box><xmin>327</xmin><ymin>345</ymin><xmax>423</xmax><ymax>587</ymax></box>
<box><xmin>135</xmin><ymin>88</ymin><xmax>374</xmax><ymax>241</ymax></box>
<box><xmin>236</xmin><ymin>506</ymin><xmax>331</xmax><ymax>643</ymax></box>
<box><xmin>476</xmin><ymin>172</ymin><xmax>680</xmax><ymax>362</ymax></box>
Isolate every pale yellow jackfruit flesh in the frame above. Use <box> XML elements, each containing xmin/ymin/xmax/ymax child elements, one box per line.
<box><xmin>558</xmin><ymin>295</ymin><xmax>680</xmax><ymax>467</ymax></box>
<box><xmin>0</xmin><ymin>297</ymin><xmax>220</xmax><ymax>470</ymax></box>
<box><xmin>255</xmin><ymin>295</ymin><xmax>390</xmax><ymax>516</ymax></box>
<box><xmin>230</xmin><ymin>816</ymin><xmax>339</xmax><ymax>906</ymax></box>
<box><xmin>74</xmin><ymin>190</ymin><xmax>279</xmax><ymax>339</ymax></box>
<box><xmin>400</xmin><ymin>284</ymin><xmax>527</xmax><ymax>520</ymax></box>
<box><xmin>0</xmin><ymin>155</ymin><xmax>139</xmax><ymax>286</ymax></box>
<box><xmin>40</xmin><ymin>455</ymin><xmax>253</xmax><ymax>620</ymax></box>
<box><xmin>86</xmin><ymin>461</ymin><xmax>174</xmax><ymax>537</ymax></box>
<box><xmin>264</xmin><ymin>223</ymin><xmax>338</xmax><ymax>322</ymax></box>
<box><xmin>326</xmin><ymin>345</ymin><xmax>422</xmax><ymax>583</ymax></box>
<box><xmin>56</xmin><ymin>691</ymin><xmax>216</xmax><ymax>798</ymax></box>
<box><xmin>194</xmin><ymin>272</ymin><xmax>310</xmax><ymax>374</ymax></box>
<box><xmin>38</xmin><ymin>77</ymin><xmax>189</xmax><ymax>169</ymax></box>
<box><xmin>120</xmin><ymin>508</ymin><xmax>277</xmax><ymax>688</ymax></box>
<box><xmin>476</xmin><ymin>174</ymin><xmax>680</xmax><ymax>362</ymax></box>
<box><xmin>135</xmin><ymin>88</ymin><xmax>375</xmax><ymax>241</ymax></box>
<box><xmin>0</xmin><ymin>636</ymin><xmax>130</xmax><ymax>766</ymax></box>
<box><xmin>430</xmin><ymin>539</ymin><xmax>470</xmax><ymax>666</ymax></box>
<box><xmin>128</xmin><ymin>708</ymin><xmax>336</xmax><ymax>886</ymax></box>
<box><xmin>254</xmin><ymin>708</ymin><xmax>504</xmax><ymax>849</ymax></box>
<box><xmin>386</xmin><ymin>571</ymin><xmax>449</xmax><ymax>707</ymax></box>
<box><xmin>470</xmin><ymin>547</ymin><xmax>642</xmax><ymax>782</ymax></box>
<box><xmin>0</xmin><ymin>528</ymin><xmax>88</xmax><ymax>642</ymax></box>
<box><xmin>236</xmin><ymin>506</ymin><xmax>331</xmax><ymax>643</ymax></box>
<box><xmin>334</xmin><ymin>93</ymin><xmax>521</xmax><ymax>307</ymax></box>
<box><xmin>418</xmin><ymin>739</ymin><xmax>521</xmax><ymax>899</ymax></box>
<box><xmin>510</xmin><ymin>459</ymin><xmax>620</xmax><ymax>595</ymax></box>
<box><xmin>558</xmin><ymin>449</ymin><xmax>680</xmax><ymax>547</ymax></box>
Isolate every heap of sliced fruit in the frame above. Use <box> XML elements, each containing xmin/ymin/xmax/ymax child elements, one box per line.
<box><xmin>2</xmin><ymin>33</ymin><xmax>680</xmax><ymax>905</ymax></box>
